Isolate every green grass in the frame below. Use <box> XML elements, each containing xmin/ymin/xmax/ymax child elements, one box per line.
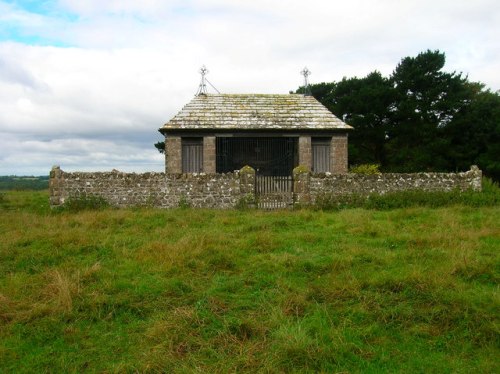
<box><xmin>0</xmin><ymin>191</ymin><xmax>499</xmax><ymax>372</ymax></box>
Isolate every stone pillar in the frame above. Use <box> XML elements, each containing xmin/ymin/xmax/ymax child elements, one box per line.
<box><xmin>469</xmin><ymin>165</ymin><xmax>482</xmax><ymax>192</ymax></box>
<box><xmin>331</xmin><ymin>133</ymin><xmax>348</xmax><ymax>174</ymax></box>
<box><xmin>239</xmin><ymin>166</ymin><xmax>256</xmax><ymax>207</ymax></box>
<box><xmin>166</xmin><ymin>136</ymin><xmax>182</xmax><ymax>174</ymax></box>
<box><xmin>49</xmin><ymin>165</ymin><xmax>63</xmax><ymax>207</ymax></box>
<box><xmin>298</xmin><ymin>136</ymin><xmax>312</xmax><ymax>170</ymax></box>
<box><xmin>239</xmin><ymin>165</ymin><xmax>255</xmax><ymax>194</ymax></box>
<box><xmin>293</xmin><ymin>165</ymin><xmax>311</xmax><ymax>205</ymax></box>
<box><xmin>203</xmin><ymin>136</ymin><xmax>216</xmax><ymax>173</ymax></box>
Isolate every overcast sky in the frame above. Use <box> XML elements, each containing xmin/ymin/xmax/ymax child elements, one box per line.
<box><xmin>1</xmin><ymin>0</ymin><xmax>499</xmax><ymax>175</ymax></box>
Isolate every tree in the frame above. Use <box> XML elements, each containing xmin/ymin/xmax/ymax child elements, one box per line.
<box><xmin>300</xmin><ymin>50</ymin><xmax>500</xmax><ymax>180</ymax></box>
<box><xmin>320</xmin><ymin>72</ymin><xmax>396</xmax><ymax>167</ymax></box>
<box><xmin>154</xmin><ymin>141</ymin><xmax>165</xmax><ymax>154</ymax></box>
<box><xmin>387</xmin><ymin>50</ymin><xmax>470</xmax><ymax>171</ymax></box>
<box><xmin>444</xmin><ymin>83</ymin><xmax>500</xmax><ymax>180</ymax></box>
<box><xmin>303</xmin><ymin>73</ymin><xmax>396</xmax><ymax>167</ymax></box>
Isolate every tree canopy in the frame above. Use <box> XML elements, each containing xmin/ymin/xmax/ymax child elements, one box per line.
<box><xmin>299</xmin><ymin>50</ymin><xmax>500</xmax><ymax>180</ymax></box>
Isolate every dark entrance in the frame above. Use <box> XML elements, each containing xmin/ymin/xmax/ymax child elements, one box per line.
<box><xmin>216</xmin><ymin>137</ymin><xmax>298</xmax><ymax>176</ymax></box>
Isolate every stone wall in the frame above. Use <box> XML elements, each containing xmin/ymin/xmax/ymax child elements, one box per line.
<box><xmin>49</xmin><ymin>166</ymin><xmax>248</xmax><ymax>209</ymax></box>
<box><xmin>49</xmin><ymin>165</ymin><xmax>482</xmax><ymax>209</ymax></box>
<box><xmin>304</xmin><ymin>166</ymin><xmax>482</xmax><ymax>203</ymax></box>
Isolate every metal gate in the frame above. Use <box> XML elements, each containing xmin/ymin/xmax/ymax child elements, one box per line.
<box><xmin>255</xmin><ymin>175</ymin><xmax>294</xmax><ymax>209</ymax></box>
<box><xmin>216</xmin><ymin>137</ymin><xmax>297</xmax><ymax>176</ymax></box>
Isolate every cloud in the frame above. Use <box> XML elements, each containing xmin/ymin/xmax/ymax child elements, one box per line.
<box><xmin>0</xmin><ymin>134</ymin><xmax>164</xmax><ymax>175</ymax></box>
<box><xmin>0</xmin><ymin>0</ymin><xmax>499</xmax><ymax>175</ymax></box>
<box><xmin>0</xmin><ymin>55</ymin><xmax>49</xmax><ymax>90</ymax></box>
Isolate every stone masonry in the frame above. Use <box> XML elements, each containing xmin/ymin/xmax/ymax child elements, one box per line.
<box><xmin>165</xmin><ymin>136</ymin><xmax>181</xmax><ymax>173</ymax></box>
<box><xmin>203</xmin><ymin>136</ymin><xmax>216</xmax><ymax>173</ymax></box>
<box><xmin>298</xmin><ymin>136</ymin><xmax>312</xmax><ymax>169</ymax></box>
<box><xmin>303</xmin><ymin>165</ymin><xmax>482</xmax><ymax>204</ymax></box>
<box><xmin>160</xmin><ymin>94</ymin><xmax>353</xmax><ymax>175</ymax></box>
<box><xmin>50</xmin><ymin>165</ymin><xmax>482</xmax><ymax>209</ymax></box>
<box><xmin>50</xmin><ymin>166</ymin><xmax>245</xmax><ymax>209</ymax></box>
<box><xmin>331</xmin><ymin>134</ymin><xmax>348</xmax><ymax>174</ymax></box>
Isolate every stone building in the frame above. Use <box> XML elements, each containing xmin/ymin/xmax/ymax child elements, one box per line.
<box><xmin>159</xmin><ymin>93</ymin><xmax>353</xmax><ymax>176</ymax></box>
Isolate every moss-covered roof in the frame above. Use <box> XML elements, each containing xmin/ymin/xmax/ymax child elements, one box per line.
<box><xmin>160</xmin><ymin>94</ymin><xmax>353</xmax><ymax>132</ymax></box>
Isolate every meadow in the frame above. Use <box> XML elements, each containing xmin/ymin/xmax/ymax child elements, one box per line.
<box><xmin>0</xmin><ymin>189</ymin><xmax>499</xmax><ymax>372</ymax></box>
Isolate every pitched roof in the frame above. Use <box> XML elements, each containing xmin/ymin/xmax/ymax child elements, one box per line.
<box><xmin>160</xmin><ymin>94</ymin><xmax>352</xmax><ymax>132</ymax></box>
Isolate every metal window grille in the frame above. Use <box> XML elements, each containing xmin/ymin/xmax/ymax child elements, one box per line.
<box><xmin>312</xmin><ymin>137</ymin><xmax>331</xmax><ymax>173</ymax></box>
<box><xmin>216</xmin><ymin>137</ymin><xmax>297</xmax><ymax>176</ymax></box>
<box><xmin>182</xmin><ymin>138</ymin><xmax>203</xmax><ymax>173</ymax></box>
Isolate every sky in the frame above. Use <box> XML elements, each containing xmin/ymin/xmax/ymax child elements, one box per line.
<box><xmin>1</xmin><ymin>0</ymin><xmax>499</xmax><ymax>175</ymax></box>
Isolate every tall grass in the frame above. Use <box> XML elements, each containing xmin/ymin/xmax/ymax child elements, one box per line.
<box><xmin>0</xmin><ymin>190</ymin><xmax>498</xmax><ymax>372</ymax></box>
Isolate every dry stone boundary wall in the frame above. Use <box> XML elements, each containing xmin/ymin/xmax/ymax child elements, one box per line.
<box><xmin>49</xmin><ymin>165</ymin><xmax>482</xmax><ymax>209</ymax></box>
<box><xmin>303</xmin><ymin>166</ymin><xmax>482</xmax><ymax>204</ymax></box>
<box><xmin>49</xmin><ymin>166</ymin><xmax>254</xmax><ymax>209</ymax></box>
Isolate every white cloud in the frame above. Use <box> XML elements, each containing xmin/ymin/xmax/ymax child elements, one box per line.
<box><xmin>0</xmin><ymin>134</ymin><xmax>164</xmax><ymax>175</ymax></box>
<box><xmin>0</xmin><ymin>0</ymin><xmax>499</xmax><ymax>175</ymax></box>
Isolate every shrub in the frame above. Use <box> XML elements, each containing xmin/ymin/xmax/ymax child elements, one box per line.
<box><xmin>349</xmin><ymin>164</ymin><xmax>381</xmax><ymax>175</ymax></box>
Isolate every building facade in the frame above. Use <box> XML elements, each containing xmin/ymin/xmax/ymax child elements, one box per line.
<box><xmin>159</xmin><ymin>94</ymin><xmax>353</xmax><ymax>175</ymax></box>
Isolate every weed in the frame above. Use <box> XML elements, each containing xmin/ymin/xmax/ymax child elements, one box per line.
<box><xmin>59</xmin><ymin>194</ymin><xmax>110</xmax><ymax>212</ymax></box>
<box><xmin>0</xmin><ymin>191</ymin><xmax>498</xmax><ymax>372</ymax></box>
<box><xmin>235</xmin><ymin>194</ymin><xmax>255</xmax><ymax>210</ymax></box>
<box><xmin>178</xmin><ymin>195</ymin><xmax>191</xmax><ymax>209</ymax></box>
<box><xmin>45</xmin><ymin>270</ymin><xmax>74</xmax><ymax>313</ymax></box>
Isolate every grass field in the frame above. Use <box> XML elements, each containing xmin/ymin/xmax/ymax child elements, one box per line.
<box><xmin>0</xmin><ymin>190</ymin><xmax>499</xmax><ymax>372</ymax></box>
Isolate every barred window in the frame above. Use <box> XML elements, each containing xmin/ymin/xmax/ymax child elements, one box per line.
<box><xmin>312</xmin><ymin>138</ymin><xmax>331</xmax><ymax>173</ymax></box>
<box><xmin>182</xmin><ymin>138</ymin><xmax>203</xmax><ymax>173</ymax></box>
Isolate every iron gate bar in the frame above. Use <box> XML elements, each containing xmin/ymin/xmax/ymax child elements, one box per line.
<box><xmin>216</xmin><ymin>137</ymin><xmax>298</xmax><ymax>176</ymax></box>
<box><xmin>255</xmin><ymin>175</ymin><xmax>294</xmax><ymax>210</ymax></box>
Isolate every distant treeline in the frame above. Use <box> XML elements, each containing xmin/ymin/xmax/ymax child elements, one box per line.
<box><xmin>0</xmin><ymin>176</ymin><xmax>49</xmax><ymax>190</ymax></box>
<box><xmin>297</xmin><ymin>50</ymin><xmax>500</xmax><ymax>182</ymax></box>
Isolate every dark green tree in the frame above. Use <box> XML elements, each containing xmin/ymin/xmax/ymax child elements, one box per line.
<box><xmin>387</xmin><ymin>50</ymin><xmax>469</xmax><ymax>171</ymax></box>
<box><xmin>317</xmin><ymin>72</ymin><xmax>396</xmax><ymax>167</ymax></box>
<box><xmin>154</xmin><ymin>141</ymin><xmax>165</xmax><ymax>154</ymax></box>
<box><xmin>304</xmin><ymin>73</ymin><xmax>396</xmax><ymax>168</ymax></box>
<box><xmin>299</xmin><ymin>50</ymin><xmax>500</xmax><ymax>180</ymax></box>
<box><xmin>444</xmin><ymin>83</ymin><xmax>500</xmax><ymax>179</ymax></box>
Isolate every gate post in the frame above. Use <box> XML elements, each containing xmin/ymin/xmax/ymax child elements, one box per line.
<box><xmin>49</xmin><ymin>165</ymin><xmax>64</xmax><ymax>207</ymax></box>
<box><xmin>239</xmin><ymin>165</ymin><xmax>256</xmax><ymax>207</ymax></box>
<box><xmin>293</xmin><ymin>165</ymin><xmax>311</xmax><ymax>206</ymax></box>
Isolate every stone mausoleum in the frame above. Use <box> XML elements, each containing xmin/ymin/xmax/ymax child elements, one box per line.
<box><xmin>159</xmin><ymin>93</ymin><xmax>353</xmax><ymax>176</ymax></box>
